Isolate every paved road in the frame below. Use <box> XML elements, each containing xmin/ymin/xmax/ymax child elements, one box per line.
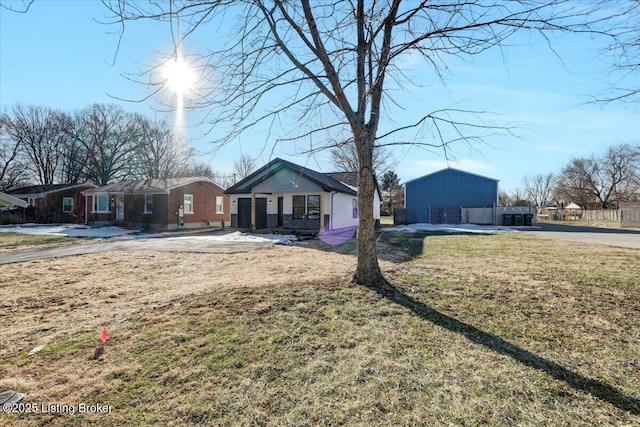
<box><xmin>524</xmin><ymin>223</ymin><xmax>640</xmax><ymax>249</ymax></box>
<box><xmin>0</xmin><ymin>236</ymin><xmax>274</xmax><ymax>265</ymax></box>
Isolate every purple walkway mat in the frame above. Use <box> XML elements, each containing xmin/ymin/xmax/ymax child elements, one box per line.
<box><xmin>318</xmin><ymin>226</ymin><xmax>357</xmax><ymax>246</ymax></box>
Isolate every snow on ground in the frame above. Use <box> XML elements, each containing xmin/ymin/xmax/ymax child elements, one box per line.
<box><xmin>0</xmin><ymin>224</ymin><xmax>298</xmax><ymax>244</ymax></box>
<box><xmin>175</xmin><ymin>232</ymin><xmax>298</xmax><ymax>244</ymax></box>
<box><xmin>386</xmin><ymin>223</ymin><xmax>535</xmax><ymax>234</ymax></box>
<box><xmin>0</xmin><ymin>224</ymin><xmax>138</xmax><ymax>238</ymax></box>
<box><xmin>0</xmin><ymin>222</ymin><xmax>534</xmax><ymax>243</ymax></box>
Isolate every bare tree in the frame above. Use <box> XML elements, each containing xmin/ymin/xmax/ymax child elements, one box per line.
<box><xmin>3</xmin><ymin>104</ymin><xmax>70</xmax><ymax>186</ymax></box>
<box><xmin>180</xmin><ymin>161</ymin><xmax>215</xmax><ymax>178</ymax></box>
<box><xmin>0</xmin><ymin>113</ymin><xmax>28</xmax><ymax>190</ymax></box>
<box><xmin>58</xmin><ymin>135</ymin><xmax>88</xmax><ymax>184</ymax></box>
<box><xmin>554</xmin><ymin>144</ymin><xmax>640</xmax><ymax>209</ymax></box>
<box><xmin>522</xmin><ymin>173</ymin><xmax>556</xmax><ymax>207</ymax></box>
<box><xmin>233</xmin><ymin>153</ymin><xmax>257</xmax><ymax>180</ymax></box>
<box><xmin>330</xmin><ymin>141</ymin><xmax>391</xmax><ymax>177</ymax></box>
<box><xmin>596</xmin><ymin>1</ymin><xmax>640</xmax><ymax>104</ymax></box>
<box><xmin>554</xmin><ymin>158</ymin><xmax>599</xmax><ymax>209</ymax></box>
<box><xmin>69</xmin><ymin>103</ymin><xmax>139</xmax><ymax>185</ymax></box>
<box><xmin>104</xmin><ymin>1</ymin><xmax>604</xmax><ymax>288</ymax></box>
<box><xmin>131</xmin><ymin>115</ymin><xmax>192</xmax><ymax>179</ymax></box>
<box><xmin>599</xmin><ymin>143</ymin><xmax>640</xmax><ymax>207</ymax></box>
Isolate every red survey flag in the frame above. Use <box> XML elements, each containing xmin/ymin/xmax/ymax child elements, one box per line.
<box><xmin>99</xmin><ymin>327</ymin><xmax>108</xmax><ymax>343</ymax></box>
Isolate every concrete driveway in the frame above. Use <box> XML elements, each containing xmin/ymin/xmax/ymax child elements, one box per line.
<box><xmin>0</xmin><ymin>236</ymin><xmax>275</xmax><ymax>265</ymax></box>
<box><xmin>524</xmin><ymin>223</ymin><xmax>640</xmax><ymax>249</ymax></box>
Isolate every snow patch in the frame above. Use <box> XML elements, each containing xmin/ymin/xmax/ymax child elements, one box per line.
<box><xmin>177</xmin><ymin>231</ymin><xmax>298</xmax><ymax>244</ymax></box>
<box><xmin>0</xmin><ymin>224</ymin><xmax>138</xmax><ymax>238</ymax></box>
<box><xmin>0</xmin><ymin>224</ymin><xmax>298</xmax><ymax>244</ymax></box>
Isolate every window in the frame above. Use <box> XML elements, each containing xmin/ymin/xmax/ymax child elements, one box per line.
<box><xmin>93</xmin><ymin>194</ymin><xmax>109</xmax><ymax>213</ymax></box>
<box><xmin>216</xmin><ymin>196</ymin><xmax>224</xmax><ymax>214</ymax></box>
<box><xmin>352</xmin><ymin>199</ymin><xmax>358</xmax><ymax>219</ymax></box>
<box><xmin>144</xmin><ymin>194</ymin><xmax>153</xmax><ymax>214</ymax></box>
<box><xmin>183</xmin><ymin>194</ymin><xmax>194</xmax><ymax>214</ymax></box>
<box><xmin>307</xmin><ymin>195</ymin><xmax>320</xmax><ymax>219</ymax></box>
<box><xmin>62</xmin><ymin>197</ymin><xmax>74</xmax><ymax>212</ymax></box>
<box><xmin>27</xmin><ymin>198</ymin><xmax>36</xmax><ymax>207</ymax></box>
<box><xmin>292</xmin><ymin>195</ymin><xmax>321</xmax><ymax>219</ymax></box>
<box><xmin>292</xmin><ymin>195</ymin><xmax>305</xmax><ymax>219</ymax></box>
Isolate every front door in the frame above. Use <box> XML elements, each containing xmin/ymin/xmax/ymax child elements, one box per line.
<box><xmin>238</xmin><ymin>198</ymin><xmax>251</xmax><ymax>229</ymax></box>
<box><xmin>277</xmin><ymin>197</ymin><xmax>283</xmax><ymax>227</ymax></box>
<box><xmin>255</xmin><ymin>198</ymin><xmax>267</xmax><ymax>229</ymax></box>
<box><xmin>115</xmin><ymin>196</ymin><xmax>124</xmax><ymax>221</ymax></box>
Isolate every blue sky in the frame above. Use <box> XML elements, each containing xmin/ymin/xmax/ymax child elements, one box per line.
<box><xmin>1</xmin><ymin>1</ymin><xmax>638</xmax><ymax>192</ymax></box>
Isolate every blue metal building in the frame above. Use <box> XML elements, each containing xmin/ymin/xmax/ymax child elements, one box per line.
<box><xmin>404</xmin><ymin>168</ymin><xmax>499</xmax><ymax>224</ymax></box>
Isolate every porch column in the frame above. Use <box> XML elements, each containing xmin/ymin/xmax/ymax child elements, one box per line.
<box><xmin>251</xmin><ymin>192</ymin><xmax>256</xmax><ymax>231</ymax></box>
<box><xmin>319</xmin><ymin>193</ymin><xmax>325</xmax><ymax>232</ymax></box>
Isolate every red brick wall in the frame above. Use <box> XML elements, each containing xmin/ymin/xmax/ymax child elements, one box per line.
<box><xmin>85</xmin><ymin>180</ymin><xmax>230</xmax><ymax>229</ymax></box>
<box><xmin>168</xmin><ymin>181</ymin><xmax>230</xmax><ymax>229</ymax></box>
<box><xmin>30</xmin><ymin>186</ymin><xmax>93</xmax><ymax>223</ymax></box>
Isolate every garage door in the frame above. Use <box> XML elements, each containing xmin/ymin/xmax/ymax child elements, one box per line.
<box><xmin>237</xmin><ymin>198</ymin><xmax>251</xmax><ymax>229</ymax></box>
<box><xmin>255</xmin><ymin>198</ymin><xmax>267</xmax><ymax>229</ymax></box>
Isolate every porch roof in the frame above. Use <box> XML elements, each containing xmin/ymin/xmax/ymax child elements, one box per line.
<box><xmin>225</xmin><ymin>158</ymin><xmax>357</xmax><ymax>196</ymax></box>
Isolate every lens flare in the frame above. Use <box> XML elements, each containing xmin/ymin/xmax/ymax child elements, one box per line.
<box><xmin>164</xmin><ymin>55</ymin><xmax>196</xmax><ymax>96</ymax></box>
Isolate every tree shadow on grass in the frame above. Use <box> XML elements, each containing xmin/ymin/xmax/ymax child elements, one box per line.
<box><xmin>307</xmin><ymin>230</ymin><xmax>493</xmax><ymax>264</ymax></box>
<box><xmin>371</xmin><ymin>280</ymin><xmax>640</xmax><ymax>417</ymax></box>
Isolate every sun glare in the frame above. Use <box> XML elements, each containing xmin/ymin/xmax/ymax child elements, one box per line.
<box><xmin>164</xmin><ymin>55</ymin><xmax>196</xmax><ymax>96</ymax></box>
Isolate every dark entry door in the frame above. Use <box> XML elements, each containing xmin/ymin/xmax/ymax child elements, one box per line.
<box><xmin>238</xmin><ymin>198</ymin><xmax>252</xmax><ymax>229</ymax></box>
<box><xmin>255</xmin><ymin>198</ymin><xmax>267</xmax><ymax>229</ymax></box>
<box><xmin>277</xmin><ymin>197</ymin><xmax>283</xmax><ymax>227</ymax></box>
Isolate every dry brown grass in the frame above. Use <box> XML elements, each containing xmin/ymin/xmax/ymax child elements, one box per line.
<box><xmin>0</xmin><ymin>233</ymin><xmax>83</xmax><ymax>253</ymax></box>
<box><xmin>1</xmin><ymin>231</ymin><xmax>639</xmax><ymax>426</ymax></box>
<box><xmin>0</xmin><ymin>245</ymin><xmax>364</xmax><ymax>360</ymax></box>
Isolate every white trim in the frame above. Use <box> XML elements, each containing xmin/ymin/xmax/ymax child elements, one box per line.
<box><xmin>143</xmin><ymin>193</ymin><xmax>153</xmax><ymax>214</ymax></box>
<box><xmin>92</xmin><ymin>194</ymin><xmax>110</xmax><ymax>213</ymax></box>
<box><xmin>183</xmin><ymin>194</ymin><xmax>194</xmax><ymax>214</ymax></box>
<box><xmin>0</xmin><ymin>192</ymin><xmax>28</xmax><ymax>208</ymax></box>
<box><xmin>215</xmin><ymin>196</ymin><xmax>224</xmax><ymax>214</ymax></box>
<box><xmin>62</xmin><ymin>197</ymin><xmax>74</xmax><ymax>212</ymax></box>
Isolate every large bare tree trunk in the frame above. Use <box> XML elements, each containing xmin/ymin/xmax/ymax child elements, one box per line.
<box><xmin>354</xmin><ymin>131</ymin><xmax>386</xmax><ymax>287</ymax></box>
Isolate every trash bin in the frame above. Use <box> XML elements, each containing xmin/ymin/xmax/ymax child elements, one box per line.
<box><xmin>523</xmin><ymin>214</ymin><xmax>533</xmax><ymax>226</ymax></box>
<box><xmin>513</xmin><ymin>214</ymin><xmax>524</xmax><ymax>226</ymax></box>
<box><xmin>503</xmin><ymin>214</ymin><xmax>513</xmax><ymax>226</ymax></box>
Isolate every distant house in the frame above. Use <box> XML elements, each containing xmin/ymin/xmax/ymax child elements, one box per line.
<box><xmin>405</xmin><ymin>168</ymin><xmax>499</xmax><ymax>224</ymax></box>
<box><xmin>225</xmin><ymin>157</ymin><xmax>380</xmax><ymax>232</ymax></box>
<box><xmin>7</xmin><ymin>183</ymin><xmax>96</xmax><ymax>223</ymax></box>
<box><xmin>82</xmin><ymin>177</ymin><xmax>229</xmax><ymax>230</ymax></box>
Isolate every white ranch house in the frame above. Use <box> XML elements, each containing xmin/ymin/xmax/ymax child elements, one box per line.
<box><xmin>225</xmin><ymin>158</ymin><xmax>380</xmax><ymax>233</ymax></box>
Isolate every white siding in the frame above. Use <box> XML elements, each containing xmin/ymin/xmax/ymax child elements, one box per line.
<box><xmin>331</xmin><ymin>192</ymin><xmax>359</xmax><ymax>229</ymax></box>
<box><xmin>374</xmin><ymin>190</ymin><xmax>381</xmax><ymax>220</ymax></box>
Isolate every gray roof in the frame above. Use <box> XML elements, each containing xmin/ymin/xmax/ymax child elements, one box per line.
<box><xmin>7</xmin><ymin>183</ymin><xmax>96</xmax><ymax>197</ymax></box>
<box><xmin>226</xmin><ymin>158</ymin><xmax>358</xmax><ymax>196</ymax></box>
<box><xmin>83</xmin><ymin>177</ymin><xmax>220</xmax><ymax>195</ymax></box>
<box><xmin>325</xmin><ymin>172</ymin><xmax>359</xmax><ymax>188</ymax></box>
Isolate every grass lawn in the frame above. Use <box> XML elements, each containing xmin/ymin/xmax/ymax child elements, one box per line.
<box><xmin>0</xmin><ymin>231</ymin><xmax>638</xmax><ymax>426</ymax></box>
<box><xmin>0</xmin><ymin>232</ymin><xmax>76</xmax><ymax>253</ymax></box>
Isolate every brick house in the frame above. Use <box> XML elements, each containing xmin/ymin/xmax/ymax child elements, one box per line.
<box><xmin>82</xmin><ymin>177</ymin><xmax>229</xmax><ymax>230</ymax></box>
<box><xmin>7</xmin><ymin>183</ymin><xmax>96</xmax><ymax>223</ymax></box>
